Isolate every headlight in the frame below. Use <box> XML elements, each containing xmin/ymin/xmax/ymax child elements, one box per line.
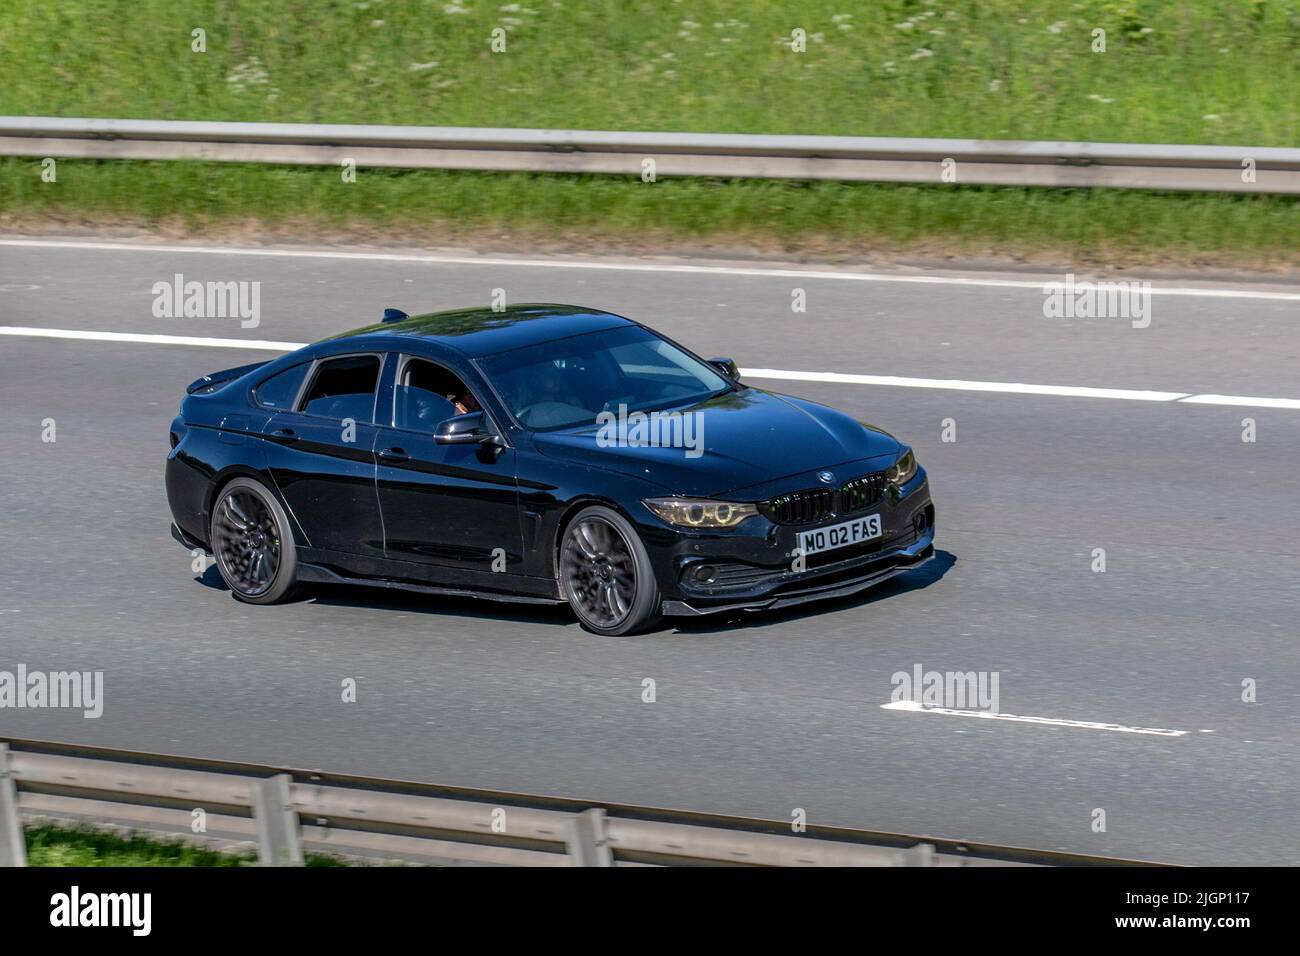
<box><xmin>886</xmin><ymin>450</ymin><xmax>917</xmax><ymax>486</ymax></box>
<box><xmin>642</xmin><ymin>497</ymin><xmax>758</xmax><ymax>528</ymax></box>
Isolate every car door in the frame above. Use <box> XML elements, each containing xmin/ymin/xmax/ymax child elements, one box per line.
<box><xmin>374</xmin><ymin>354</ymin><xmax>522</xmax><ymax>577</ymax></box>
<box><xmin>261</xmin><ymin>352</ymin><xmax>387</xmax><ymax>557</ymax></box>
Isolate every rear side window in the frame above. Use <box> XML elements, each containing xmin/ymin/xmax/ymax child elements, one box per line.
<box><xmin>254</xmin><ymin>363</ymin><xmax>310</xmax><ymax>409</ymax></box>
<box><xmin>299</xmin><ymin>355</ymin><xmax>381</xmax><ymax>422</ymax></box>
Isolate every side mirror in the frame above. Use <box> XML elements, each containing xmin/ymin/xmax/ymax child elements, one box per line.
<box><xmin>708</xmin><ymin>357</ymin><xmax>740</xmax><ymax>380</ymax></box>
<box><xmin>433</xmin><ymin>410</ymin><xmax>496</xmax><ymax>445</ymax></box>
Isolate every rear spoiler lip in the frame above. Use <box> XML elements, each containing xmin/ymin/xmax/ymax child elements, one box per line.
<box><xmin>185</xmin><ymin>360</ymin><xmax>270</xmax><ymax>394</ymax></box>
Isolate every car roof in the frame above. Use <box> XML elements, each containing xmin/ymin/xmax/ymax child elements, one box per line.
<box><xmin>328</xmin><ymin>303</ymin><xmax>637</xmax><ymax>359</ymax></box>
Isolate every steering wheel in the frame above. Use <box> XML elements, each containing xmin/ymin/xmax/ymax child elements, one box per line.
<box><xmin>601</xmin><ymin>395</ymin><xmax>637</xmax><ymax>413</ymax></box>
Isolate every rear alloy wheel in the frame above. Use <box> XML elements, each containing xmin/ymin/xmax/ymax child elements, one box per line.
<box><xmin>210</xmin><ymin>477</ymin><xmax>299</xmax><ymax>604</ymax></box>
<box><xmin>560</xmin><ymin>505</ymin><xmax>660</xmax><ymax>636</ymax></box>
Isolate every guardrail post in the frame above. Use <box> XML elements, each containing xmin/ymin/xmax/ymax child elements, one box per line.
<box><xmin>566</xmin><ymin>808</ymin><xmax>613</xmax><ymax>867</ymax></box>
<box><xmin>0</xmin><ymin>745</ymin><xmax>27</xmax><ymax>867</ymax></box>
<box><xmin>902</xmin><ymin>842</ymin><xmax>935</xmax><ymax>867</ymax></box>
<box><xmin>252</xmin><ymin>774</ymin><xmax>303</xmax><ymax>866</ymax></box>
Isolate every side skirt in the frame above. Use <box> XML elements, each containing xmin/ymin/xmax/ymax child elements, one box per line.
<box><xmin>295</xmin><ymin>562</ymin><xmax>565</xmax><ymax>607</ymax></box>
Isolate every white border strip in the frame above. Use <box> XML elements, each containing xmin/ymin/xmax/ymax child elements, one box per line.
<box><xmin>882</xmin><ymin>700</ymin><xmax>1190</xmax><ymax>736</ymax></box>
<box><xmin>1178</xmin><ymin>393</ymin><xmax>1300</xmax><ymax>410</ymax></box>
<box><xmin>3</xmin><ymin>238</ymin><xmax>1300</xmax><ymax>302</ymax></box>
<box><xmin>3</xmin><ymin>326</ymin><xmax>1299</xmax><ymax>410</ymax></box>
<box><xmin>0</xmin><ymin>326</ymin><xmax>304</xmax><ymax>351</ymax></box>
<box><xmin>740</xmin><ymin>367</ymin><xmax>1188</xmax><ymax>402</ymax></box>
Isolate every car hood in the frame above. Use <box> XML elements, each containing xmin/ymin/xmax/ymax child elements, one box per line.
<box><xmin>530</xmin><ymin>387</ymin><xmax>903</xmax><ymax>497</ymax></box>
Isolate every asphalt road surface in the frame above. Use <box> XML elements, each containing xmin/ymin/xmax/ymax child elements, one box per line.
<box><xmin>2</xmin><ymin>237</ymin><xmax>1298</xmax><ymax>865</ymax></box>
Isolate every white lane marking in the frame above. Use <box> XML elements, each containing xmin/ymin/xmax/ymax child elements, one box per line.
<box><xmin>2</xmin><ymin>326</ymin><xmax>1298</xmax><ymax>411</ymax></box>
<box><xmin>882</xmin><ymin>700</ymin><xmax>1190</xmax><ymax>736</ymax></box>
<box><xmin>3</xmin><ymin>238</ymin><xmax>1300</xmax><ymax>303</ymax></box>
<box><xmin>1178</xmin><ymin>393</ymin><xmax>1300</xmax><ymax>410</ymax></box>
<box><xmin>0</xmin><ymin>326</ymin><xmax>304</xmax><ymax>351</ymax></box>
<box><xmin>740</xmin><ymin>367</ymin><xmax>1188</xmax><ymax>402</ymax></box>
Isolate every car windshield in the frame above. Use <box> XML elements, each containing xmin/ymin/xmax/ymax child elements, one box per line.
<box><xmin>479</xmin><ymin>325</ymin><xmax>729</xmax><ymax>430</ymax></box>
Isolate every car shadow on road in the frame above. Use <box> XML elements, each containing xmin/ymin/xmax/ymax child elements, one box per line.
<box><xmin>305</xmin><ymin>584</ymin><xmax>576</xmax><ymax>628</ymax></box>
<box><xmin>196</xmin><ymin>562</ymin><xmax>573</xmax><ymax>626</ymax></box>
<box><xmin>660</xmin><ymin>548</ymin><xmax>957</xmax><ymax>637</ymax></box>
<box><xmin>196</xmin><ymin>564</ymin><xmax>229</xmax><ymax>590</ymax></box>
<box><xmin>194</xmin><ymin>549</ymin><xmax>955</xmax><ymax>636</ymax></box>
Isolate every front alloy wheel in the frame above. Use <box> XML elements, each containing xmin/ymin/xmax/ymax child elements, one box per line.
<box><xmin>560</xmin><ymin>506</ymin><xmax>659</xmax><ymax>636</ymax></box>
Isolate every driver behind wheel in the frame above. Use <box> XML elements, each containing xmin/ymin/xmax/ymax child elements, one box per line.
<box><xmin>450</xmin><ymin>391</ymin><xmax>480</xmax><ymax>415</ymax></box>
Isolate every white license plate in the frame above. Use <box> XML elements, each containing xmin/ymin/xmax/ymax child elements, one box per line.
<box><xmin>797</xmin><ymin>514</ymin><xmax>882</xmax><ymax>556</ymax></box>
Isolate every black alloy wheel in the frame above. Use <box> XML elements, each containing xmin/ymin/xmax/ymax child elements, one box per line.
<box><xmin>210</xmin><ymin>477</ymin><xmax>299</xmax><ymax>604</ymax></box>
<box><xmin>560</xmin><ymin>506</ymin><xmax>659</xmax><ymax>636</ymax></box>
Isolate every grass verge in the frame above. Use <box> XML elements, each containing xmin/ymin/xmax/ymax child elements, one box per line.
<box><xmin>3</xmin><ymin>158</ymin><xmax>1298</xmax><ymax>271</ymax></box>
<box><xmin>25</xmin><ymin>823</ymin><xmax>346</xmax><ymax>867</ymax></box>
<box><xmin>2</xmin><ymin>1</ymin><xmax>1297</xmax><ymax>146</ymax></box>
<box><xmin>3</xmin><ymin>2</ymin><xmax>1297</xmax><ymax>268</ymax></box>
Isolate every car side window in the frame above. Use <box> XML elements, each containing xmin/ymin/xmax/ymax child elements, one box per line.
<box><xmin>394</xmin><ymin>358</ymin><xmax>480</xmax><ymax>431</ymax></box>
<box><xmin>253</xmin><ymin>363</ymin><xmax>311</xmax><ymax>409</ymax></box>
<box><xmin>298</xmin><ymin>355</ymin><xmax>381</xmax><ymax>423</ymax></box>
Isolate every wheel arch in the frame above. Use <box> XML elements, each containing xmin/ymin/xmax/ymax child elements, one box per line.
<box><xmin>206</xmin><ymin>466</ymin><xmax>309</xmax><ymax>548</ymax></box>
<box><xmin>550</xmin><ymin>495</ymin><xmax>644</xmax><ymax>585</ymax></box>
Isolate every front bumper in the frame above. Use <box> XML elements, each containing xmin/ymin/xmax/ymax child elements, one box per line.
<box><xmin>644</xmin><ymin>469</ymin><xmax>935</xmax><ymax>617</ymax></box>
<box><xmin>660</xmin><ymin>534</ymin><xmax>935</xmax><ymax>616</ymax></box>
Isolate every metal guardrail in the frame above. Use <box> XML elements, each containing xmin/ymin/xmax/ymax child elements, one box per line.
<box><xmin>0</xmin><ymin>738</ymin><xmax>1163</xmax><ymax>867</ymax></box>
<box><xmin>1</xmin><ymin>116</ymin><xmax>1297</xmax><ymax>193</ymax></box>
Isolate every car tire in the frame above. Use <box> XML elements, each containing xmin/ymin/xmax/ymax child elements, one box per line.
<box><xmin>209</xmin><ymin>476</ymin><xmax>299</xmax><ymax>605</ymax></box>
<box><xmin>559</xmin><ymin>505</ymin><xmax>660</xmax><ymax>636</ymax></box>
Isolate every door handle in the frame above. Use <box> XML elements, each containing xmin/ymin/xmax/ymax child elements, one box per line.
<box><xmin>268</xmin><ymin>427</ymin><xmax>298</xmax><ymax>444</ymax></box>
<box><xmin>378</xmin><ymin>446</ymin><xmax>411</xmax><ymax>463</ymax></box>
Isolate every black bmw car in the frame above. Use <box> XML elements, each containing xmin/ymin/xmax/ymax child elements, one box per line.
<box><xmin>167</xmin><ymin>304</ymin><xmax>934</xmax><ymax>635</ymax></box>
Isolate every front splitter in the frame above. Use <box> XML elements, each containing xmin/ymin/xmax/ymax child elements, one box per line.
<box><xmin>660</xmin><ymin>542</ymin><xmax>935</xmax><ymax>617</ymax></box>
